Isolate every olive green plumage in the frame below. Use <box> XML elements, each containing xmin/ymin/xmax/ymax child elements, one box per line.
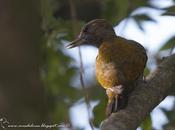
<box><xmin>67</xmin><ymin>19</ymin><xmax>147</xmax><ymax>116</ymax></box>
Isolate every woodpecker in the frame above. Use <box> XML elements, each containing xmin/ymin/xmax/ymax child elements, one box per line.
<box><xmin>67</xmin><ymin>19</ymin><xmax>147</xmax><ymax>116</ymax></box>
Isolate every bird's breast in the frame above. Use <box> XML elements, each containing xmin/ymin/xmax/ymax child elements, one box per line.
<box><xmin>96</xmin><ymin>57</ymin><xmax>119</xmax><ymax>89</ymax></box>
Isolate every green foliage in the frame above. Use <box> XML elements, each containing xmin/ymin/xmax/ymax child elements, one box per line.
<box><xmin>93</xmin><ymin>100</ymin><xmax>107</xmax><ymax>127</ymax></box>
<box><xmin>140</xmin><ymin>115</ymin><xmax>152</xmax><ymax>130</ymax></box>
<box><xmin>41</xmin><ymin>0</ymin><xmax>83</xmax><ymax>123</ymax></box>
<box><xmin>162</xmin><ymin>102</ymin><xmax>175</xmax><ymax>130</ymax></box>
<box><xmin>159</xmin><ymin>36</ymin><xmax>175</xmax><ymax>51</ymax></box>
<box><xmin>40</xmin><ymin>0</ymin><xmax>175</xmax><ymax>129</ymax></box>
<box><xmin>132</xmin><ymin>14</ymin><xmax>157</xmax><ymax>31</ymax></box>
<box><xmin>162</xmin><ymin>106</ymin><xmax>175</xmax><ymax>122</ymax></box>
<box><xmin>103</xmin><ymin>0</ymin><xmax>129</xmax><ymax>24</ymax></box>
<box><xmin>144</xmin><ymin>67</ymin><xmax>151</xmax><ymax>76</ymax></box>
<box><xmin>162</xmin><ymin>5</ymin><xmax>175</xmax><ymax>16</ymax></box>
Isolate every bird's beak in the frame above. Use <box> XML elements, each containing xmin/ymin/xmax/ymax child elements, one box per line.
<box><xmin>66</xmin><ymin>38</ymin><xmax>86</xmax><ymax>49</ymax></box>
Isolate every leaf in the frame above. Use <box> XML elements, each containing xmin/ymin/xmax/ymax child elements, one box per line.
<box><xmin>135</xmin><ymin>20</ymin><xmax>145</xmax><ymax>31</ymax></box>
<box><xmin>140</xmin><ymin>114</ymin><xmax>152</xmax><ymax>130</ymax></box>
<box><xmin>159</xmin><ymin>36</ymin><xmax>175</xmax><ymax>51</ymax></box>
<box><xmin>130</xmin><ymin>0</ymin><xmax>150</xmax><ymax>10</ymax></box>
<box><xmin>162</xmin><ymin>100</ymin><xmax>175</xmax><ymax>130</ymax></box>
<box><xmin>103</xmin><ymin>0</ymin><xmax>129</xmax><ymax>24</ymax></box>
<box><xmin>162</xmin><ymin>6</ymin><xmax>175</xmax><ymax>16</ymax></box>
<box><xmin>93</xmin><ymin>100</ymin><xmax>107</xmax><ymax>127</ymax></box>
<box><xmin>162</xmin><ymin>12</ymin><xmax>175</xmax><ymax>16</ymax></box>
<box><xmin>132</xmin><ymin>14</ymin><xmax>157</xmax><ymax>31</ymax></box>
<box><xmin>161</xmin><ymin>108</ymin><xmax>175</xmax><ymax>121</ymax></box>
<box><xmin>102</xmin><ymin>0</ymin><xmax>154</xmax><ymax>24</ymax></box>
<box><xmin>132</xmin><ymin>14</ymin><xmax>157</xmax><ymax>22</ymax></box>
<box><xmin>144</xmin><ymin>67</ymin><xmax>150</xmax><ymax>76</ymax></box>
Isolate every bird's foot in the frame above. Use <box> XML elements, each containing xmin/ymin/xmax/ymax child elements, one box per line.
<box><xmin>106</xmin><ymin>85</ymin><xmax>123</xmax><ymax>116</ymax></box>
<box><xmin>106</xmin><ymin>85</ymin><xmax>123</xmax><ymax>96</ymax></box>
<box><xmin>106</xmin><ymin>99</ymin><xmax>114</xmax><ymax>117</ymax></box>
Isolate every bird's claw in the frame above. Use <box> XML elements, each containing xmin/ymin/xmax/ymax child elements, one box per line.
<box><xmin>105</xmin><ymin>85</ymin><xmax>123</xmax><ymax>116</ymax></box>
<box><xmin>106</xmin><ymin>85</ymin><xmax>123</xmax><ymax>96</ymax></box>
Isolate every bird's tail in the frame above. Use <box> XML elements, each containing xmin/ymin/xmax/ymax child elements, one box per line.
<box><xmin>113</xmin><ymin>91</ymin><xmax>129</xmax><ymax>111</ymax></box>
<box><xmin>106</xmin><ymin>95</ymin><xmax>124</xmax><ymax>116</ymax></box>
<box><xmin>115</xmin><ymin>90</ymin><xmax>129</xmax><ymax>111</ymax></box>
<box><xmin>107</xmin><ymin>77</ymin><xmax>143</xmax><ymax>116</ymax></box>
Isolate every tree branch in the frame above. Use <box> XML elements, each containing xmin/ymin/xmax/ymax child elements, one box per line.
<box><xmin>100</xmin><ymin>54</ymin><xmax>175</xmax><ymax>130</ymax></box>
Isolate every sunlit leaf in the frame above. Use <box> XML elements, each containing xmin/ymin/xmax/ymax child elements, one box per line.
<box><xmin>159</xmin><ymin>36</ymin><xmax>175</xmax><ymax>51</ymax></box>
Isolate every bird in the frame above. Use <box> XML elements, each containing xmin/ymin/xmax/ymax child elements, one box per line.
<box><xmin>67</xmin><ymin>19</ymin><xmax>147</xmax><ymax>116</ymax></box>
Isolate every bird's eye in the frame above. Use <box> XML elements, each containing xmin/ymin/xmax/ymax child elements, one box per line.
<box><xmin>83</xmin><ymin>26</ymin><xmax>88</xmax><ymax>32</ymax></box>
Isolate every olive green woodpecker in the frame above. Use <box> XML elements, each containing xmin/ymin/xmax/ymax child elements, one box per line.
<box><xmin>67</xmin><ymin>19</ymin><xmax>147</xmax><ymax>116</ymax></box>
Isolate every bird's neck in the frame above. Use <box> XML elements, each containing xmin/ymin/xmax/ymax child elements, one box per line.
<box><xmin>97</xmin><ymin>34</ymin><xmax>116</xmax><ymax>46</ymax></box>
<box><xmin>103</xmin><ymin>33</ymin><xmax>116</xmax><ymax>42</ymax></box>
<box><xmin>97</xmin><ymin>39</ymin><xmax>116</xmax><ymax>63</ymax></box>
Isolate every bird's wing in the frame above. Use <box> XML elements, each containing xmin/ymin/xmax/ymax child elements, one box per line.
<box><xmin>110</xmin><ymin>38</ymin><xmax>147</xmax><ymax>83</ymax></box>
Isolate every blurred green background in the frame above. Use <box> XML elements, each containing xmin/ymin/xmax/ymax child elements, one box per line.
<box><xmin>0</xmin><ymin>0</ymin><xmax>175</xmax><ymax>130</ymax></box>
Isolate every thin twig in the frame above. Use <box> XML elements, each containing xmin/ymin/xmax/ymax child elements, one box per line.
<box><xmin>69</xmin><ymin>0</ymin><xmax>94</xmax><ymax>130</ymax></box>
<box><xmin>78</xmin><ymin>47</ymin><xmax>94</xmax><ymax>130</ymax></box>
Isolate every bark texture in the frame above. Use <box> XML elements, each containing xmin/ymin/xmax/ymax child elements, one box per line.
<box><xmin>101</xmin><ymin>54</ymin><xmax>175</xmax><ymax>130</ymax></box>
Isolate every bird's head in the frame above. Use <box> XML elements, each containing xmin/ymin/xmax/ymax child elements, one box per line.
<box><xmin>67</xmin><ymin>19</ymin><xmax>116</xmax><ymax>48</ymax></box>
